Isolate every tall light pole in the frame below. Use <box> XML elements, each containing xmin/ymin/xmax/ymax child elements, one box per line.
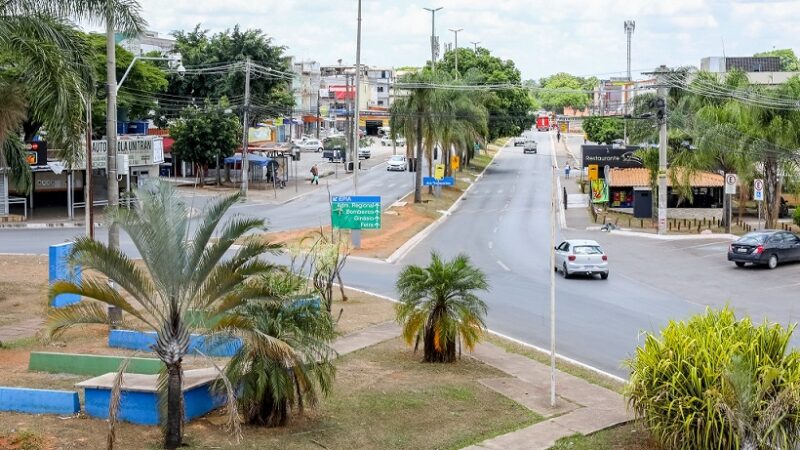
<box><xmin>654</xmin><ymin>65</ymin><xmax>669</xmax><ymax>235</ymax></box>
<box><xmin>624</xmin><ymin>20</ymin><xmax>635</xmax><ymax>82</ymax></box>
<box><xmin>352</xmin><ymin>0</ymin><xmax>363</xmax><ymax>249</ymax></box>
<box><xmin>449</xmin><ymin>28</ymin><xmax>462</xmax><ymax>78</ymax></box>
<box><xmin>471</xmin><ymin>41</ymin><xmax>481</xmax><ymax>52</ymax></box>
<box><xmin>623</xmin><ymin>20</ymin><xmax>635</xmax><ymax>144</ymax></box>
<box><xmin>423</xmin><ymin>7</ymin><xmax>443</xmax><ymax>71</ymax></box>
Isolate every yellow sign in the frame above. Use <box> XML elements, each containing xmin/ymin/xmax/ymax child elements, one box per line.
<box><xmin>434</xmin><ymin>163</ymin><xmax>445</xmax><ymax>180</ymax></box>
<box><xmin>25</xmin><ymin>151</ymin><xmax>37</xmax><ymax>165</ymax></box>
<box><xmin>560</xmin><ymin>122</ymin><xmax>568</xmax><ymax>132</ymax></box>
<box><xmin>588</xmin><ymin>164</ymin><xmax>599</xmax><ymax>181</ymax></box>
<box><xmin>451</xmin><ymin>155</ymin><xmax>460</xmax><ymax>171</ymax></box>
<box><xmin>274</xmin><ymin>117</ymin><xmax>284</xmax><ymax>126</ymax></box>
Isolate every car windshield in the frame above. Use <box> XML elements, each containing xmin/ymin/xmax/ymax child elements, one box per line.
<box><xmin>737</xmin><ymin>233</ymin><xmax>770</xmax><ymax>245</ymax></box>
<box><xmin>573</xmin><ymin>245</ymin><xmax>602</xmax><ymax>255</ymax></box>
<box><xmin>390</xmin><ymin>155</ymin><xmax>404</xmax><ymax>161</ymax></box>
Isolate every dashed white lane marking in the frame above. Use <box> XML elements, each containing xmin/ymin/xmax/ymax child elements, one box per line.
<box><xmin>496</xmin><ymin>260</ymin><xmax>511</xmax><ymax>271</ymax></box>
<box><xmin>488</xmin><ymin>241</ymin><xmax>493</xmax><ymax>249</ymax></box>
<box><xmin>498</xmin><ymin>189</ymin><xmax>503</xmax><ymax>194</ymax></box>
<box><xmin>493</xmin><ymin>227</ymin><xmax>498</xmax><ymax>234</ymax></box>
<box><xmin>388</xmin><ymin>183</ymin><xmax>396</xmax><ymax>188</ymax></box>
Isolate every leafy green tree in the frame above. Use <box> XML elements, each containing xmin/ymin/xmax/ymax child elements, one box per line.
<box><xmin>582</xmin><ymin>116</ymin><xmax>623</xmax><ymax>144</ymax></box>
<box><xmin>222</xmin><ymin>274</ymin><xmax>336</xmax><ymax>426</ymax></box>
<box><xmin>754</xmin><ymin>49</ymin><xmax>800</xmax><ymax>71</ymax></box>
<box><xmin>535</xmin><ymin>73</ymin><xmax>598</xmax><ymax>113</ymax></box>
<box><xmin>395</xmin><ymin>252</ymin><xmax>489</xmax><ymax>363</ymax></box>
<box><xmin>167</xmin><ymin>25</ymin><xmax>294</xmax><ymax>125</ymax></box>
<box><xmin>170</xmin><ymin>101</ymin><xmax>241</xmax><ymax>184</ymax></box>
<box><xmin>83</xmin><ymin>32</ymin><xmax>168</xmax><ymax>137</ymax></box>
<box><xmin>47</xmin><ymin>181</ymin><xmax>278</xmax><ymax>449</ymax></box>
<box><xmin>437</xmin><ymin>47</ymin><xmax>532</xmax><ymax>138</ymax></box>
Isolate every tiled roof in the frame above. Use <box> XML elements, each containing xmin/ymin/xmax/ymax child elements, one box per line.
<box><xmin>607</xmin><ymin>168</ymin><xmax>724</xmax><ymax>188</ymax></box>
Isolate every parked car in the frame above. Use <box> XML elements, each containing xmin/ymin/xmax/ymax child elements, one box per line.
<box><xmin>386</xmin><ymin>154</ymin><xmax>407</xmax><ymax>171</ymax></box>
<box><xmin>554</xmin><ymin>239</ymin><xmax>609</xmax><ymax>279</ymax></box>
<box><xmin>322</xmin><ymin>136</ymin><xmax>346</xmax><ymax>162</ymax></box>
<box><xmin>292</xmin><ymin>138</ymin><xmax>324</xmax><ymax>152</ymax></box>
<box><xmin>513</xmin><ymin>137</ymin><xmax>525</xmax><ymax>147</ymax></box>
<box><xmin>727</xmin><ymin>230</ymin><xmax>800</xmax><ymax>269</ymax></box>
<box><xmin>380</xmin><ymin>136</ymin><xmax>406</xmax><ymax>147</ymax></box>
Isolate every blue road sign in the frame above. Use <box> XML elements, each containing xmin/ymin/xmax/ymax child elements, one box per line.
<box><xmin>331</xmin><ymin>196</ymin><xmax>381</xmax><ymax>203</ymax></box>
<box><xmin>423</xmin><ymin>176</ymin><xmax>455</xmax><ymax>186</ymax></box>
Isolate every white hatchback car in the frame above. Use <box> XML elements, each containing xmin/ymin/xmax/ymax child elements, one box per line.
<box><xmin>292</xmin><ymin>138</ymin><xmax>324</xmax><ymax>152</ymax></box>
<box><xmin>554</xmin><ymin>239</ymin><xmax>609</xmax><ymax>279</ymax></box>
<box><xmin>386</xmin><ymin>154</ymin><xmax>407</xmax><ymax>171</ymax></box>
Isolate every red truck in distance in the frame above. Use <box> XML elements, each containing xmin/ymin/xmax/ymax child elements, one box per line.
<box><xmin>536</xmin><ymin>115</ymin><xmax>550</xmax><ymax>132</ymax></box>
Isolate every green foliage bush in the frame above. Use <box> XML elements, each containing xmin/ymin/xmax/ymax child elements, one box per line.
<box><xmin>625</xmin><ymin>307</ymin><xmax>800</xmax><ymax>450</ymax></box>
<box><xmin>793</xmin><ymin>202</ymin><xmax>800</xmax><ymax>227</ymax></box>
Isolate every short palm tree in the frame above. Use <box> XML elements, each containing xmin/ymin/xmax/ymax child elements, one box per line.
<box><xmin>395</xmin><ymin>252</ymin><xmax>489</xmax><ymax>363</ymax></box>
<box><xmin>47</xmin><ymin>180</ymin><xmax>278</xmax><ymax>449</ymax></box>
<box><xmin>220</xmin><ymin>273</ymin><xmax>336</xmax><ymax>426</ymax></box>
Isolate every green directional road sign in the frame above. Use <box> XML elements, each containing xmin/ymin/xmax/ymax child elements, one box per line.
<box><xmin>331</xmin><ymin>196</ymin><xmax>381</xmax><ymax>230</ymax></box>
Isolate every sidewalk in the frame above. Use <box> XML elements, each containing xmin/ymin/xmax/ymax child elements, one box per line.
<box><xmin>463</xmin><ymin>342</ymin><xmax>632</xmax><ymax>450</ymax></box>
<box><xmin>557</xmin><ymin>138</ymin><xmax>594</xmax><ymax>231</ymax></box>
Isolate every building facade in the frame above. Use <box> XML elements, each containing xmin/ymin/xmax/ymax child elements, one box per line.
<box><xmin>117</xmin><ymin>30</ymin><xmax>175</xmax><ymax>56</ymax></box>
<box><xmin>290</xmin><ymin>59</ymin><xmax>322</xmax><ymax>135</ymax></box>
<box><xmin>701</xmin><ymin>56</ymin><xmax>781</xmax><ymax>73</ymax></box>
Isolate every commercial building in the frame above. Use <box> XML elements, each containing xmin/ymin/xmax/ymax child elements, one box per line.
<box><xmin>290</xmin><ymin>59</ymin><xmax>322</xmax><ymax>136</ymax></box>
<box><xmin>117</xmin><ymin>30</ymin><xmax>176</xmax><ymax>56</ymax></box>
<box><xmin>366</xmin><ymin>67</ymin><xmax>393</xmax><ymax>108</ymax></box>
<box><xmin>593</xmin><ymin>78</ymin><xmax>657</xmax><ymax>116</ymax></box>
<box><xmin>699</xmin><ymin>56</ymin><xmax>798</xmax><ymax>85</ymax></box>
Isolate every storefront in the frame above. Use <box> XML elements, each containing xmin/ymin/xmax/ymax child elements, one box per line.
<box><xmin>607</xmin><ymin>168</ymin><xmax>724</xmax><ymax>209</ymax></box>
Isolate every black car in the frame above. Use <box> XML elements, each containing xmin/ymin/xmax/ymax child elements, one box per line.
<box><xmin>727</xmin><ymin>230</ymin><xmax>800</xmax><ymax>269</ymax></box>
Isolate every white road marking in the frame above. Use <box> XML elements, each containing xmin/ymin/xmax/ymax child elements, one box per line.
<box><xmin>488</xmin><ymin>241</ymin><xmax>493</xmax><ymax>249</ymax></box>
<box><xmin>496</xmin><ymin>260</ymin><xmax>511</xmax><ymax>271</ymax></box>
<box><xmin>387</xmin><ymin>183</ymin><xmax>396</xmax><ymax>188</ymax></box>
<box><xmin>493</xmin><ymin>227</ymin><xmax>498</xmax><ymax>234</ymax></box>
<box><xmin>498</xmin><ymin>189</ymin><xmax>503</xmax><ymax>194</ymax></box>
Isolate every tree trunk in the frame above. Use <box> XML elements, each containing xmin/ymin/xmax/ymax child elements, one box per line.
<box><xmin>764</xmin><ymin>156</ymin><xmax>779</xmax><ymax>228</ymax></box>
<box><xmin>414</xmin><ymin>115</ymin><xmax>423</xmax><ymax>203</ymax></box>
<box><xmin>253</xmin><ymin>389</ymin><xmax>289</xmax><ymax>427</ymax></box>
<box><xmin>164</xmin><ymin>362</ymin><xmax>184</xmax><ymax>449</ymax></box>
<box><xmin>422</xmin><ymin>309</ymin><xmax>457</xmax><ymax>363</ymax></box>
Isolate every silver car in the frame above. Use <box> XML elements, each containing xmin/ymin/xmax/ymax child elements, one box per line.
<box><xmin>554</xmin><ymin>239</ymin><xmax>609</xmax><ymax>279</ymax></box>
<box><xmin>386</xmin><ymin>154</ymin><xmax>407</xmax><ymax>171</ymax></box>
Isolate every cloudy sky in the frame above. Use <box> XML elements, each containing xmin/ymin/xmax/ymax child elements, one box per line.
<box><xmin>132</xmin><ymin>0</ymin><xmax>799</xmax><ymax>80</ymax></box>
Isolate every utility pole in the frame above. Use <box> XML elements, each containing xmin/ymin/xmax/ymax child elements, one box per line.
<box><xmin>316</xmin><ymin>90</ymin><xmax>321</xmax><ymax>139</ymax></box>
<box><xmin>655</xmin><ymin>65</ymin><xmax>669</xmax><ymax>235</ymax></box>
<box><xmin>471</xmin><ymin>41</ymin><xmax>480</xmax><ymax>52</ymax></box>
<box><xmin>549</xmin><ymin>161</ymin><xmax>558</xmax><ymax>407</ymax></box>
<box><xmin>346</xmin><ymin>73</ymin><xmax>352</xmax><ymax>159</ymax></box>
<box><xmin>241</xmin><ymin>57</ymin><xmax>252</xmax><ymax>197</ymax></box>
<box><xmin>423</xmin><ymin>7</ymin><xmax>443</xmax><ymax>71</ymax></box>
<box><xmin>623</xmin><ymin>20</ymin><xmax>635</xmax><ymax>145</ymax></box>
<box><xmin>449</xmin><ymin>28</ymin><xmax>462</xmax><ymax>78</ymax></box>
<box><xmin>351</xmin><ymin>0</ymin><xmax>363</xmax><ymax>250</ymax></box>
<box><xmin>105</xmin><ymin>18</ymin><xmax>119</xmax><ymax>250</ymax></box>
<box><xmin>85</xmin><ymin>94</ymin><xmax>94</xmax><ymax>240</ymax></box>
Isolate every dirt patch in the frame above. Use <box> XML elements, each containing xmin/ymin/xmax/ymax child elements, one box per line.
<box><xmin>332</xmin><ymin>288</ymin><xmax>395</xmax><ymax>335</ymax></box>
<box><xmin>0</xmin><ymin>338</ymin><xmax>538</xmax><ymax>450</ymax></box>
<box><xmin>0</xmin><ymin>256</ymin><xmax>49</xmax><ymax>329</ymax></box>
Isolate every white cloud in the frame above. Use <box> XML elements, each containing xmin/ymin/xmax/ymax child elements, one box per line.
<box><xmin>129</xmin><ymin>0</ymin><xmax>800</xmax><ymax>79</ymax></box>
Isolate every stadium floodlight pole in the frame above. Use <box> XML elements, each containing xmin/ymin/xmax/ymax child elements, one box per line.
<box><xmin>423</xmin><ymin>7</ymin><xmax>443</xmax><ymax>71</ymax></box>
<box><xmin>449</xmin><ymin>28</ymin><xmax>462</xmax><ymax>78</ymax></box>
<box><xmin>471</xmin><ymin>41</ymin><xmax>481</xmax><ymax>52</ymax></box>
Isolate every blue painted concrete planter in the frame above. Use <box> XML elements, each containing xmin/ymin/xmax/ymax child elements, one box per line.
<box><xmin>78</xmin><ymin>368</ymin><xmax>225</xmax><ymax>426</ymax></box>
<box><xmin>0</xmin><ymin>387</ymin><xmax>80</xmax><ymax>416</ymax></box>
<box><xmin>108</xmin><ymin>330</ymin><xmax>242</xmax><ymax>357</ymax></box>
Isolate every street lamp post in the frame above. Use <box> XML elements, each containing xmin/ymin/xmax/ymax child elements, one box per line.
<box><xmin>471</xmin><ymin>41</ymin><xmax>481</xmax><ymax>52</ymax></box>
<box><xmin>352</xmin><ymin>0</ymin><xmax>363</xmax><ymax>249</ymax></box>
<box><xmin>449</xmin><ymin>28</ymin><xmax>462</xmax><ymax>78</ymax></box>
<box><xmin>423</xmin><ymin>7</ymin><xmax>443</xmax><ymax>71</ymax></box>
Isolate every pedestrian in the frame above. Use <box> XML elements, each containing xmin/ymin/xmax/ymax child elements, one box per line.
<box><xmin>557</xmin><ymin>129</ymin><xmax>561</xmax><ymax>142</ymax></box>
<box><xmin>310</xmin><ymin>164</ymin><xmax>319</xmax><ymax>185</ymax></box>
<box><xmin>565</xmin><ymin>163</ymin><xmax>571</xmax><ymax>178</ymax></box>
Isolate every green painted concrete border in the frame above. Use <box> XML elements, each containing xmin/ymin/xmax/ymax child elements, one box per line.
<box><xmin>28</xmin><ymin>352</ymin><xmax>163</xmax><ymax>376</ymax></box>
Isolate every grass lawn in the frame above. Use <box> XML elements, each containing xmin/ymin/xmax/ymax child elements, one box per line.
<box><xmin>0</xmin><ymin>338</ymin><xmax>539</xmax><ymax>450</ymax></box>
<box><xmin>549</xmin><ymin>423</ymin><xmax>659</xmax><ymax>450</ymax></box>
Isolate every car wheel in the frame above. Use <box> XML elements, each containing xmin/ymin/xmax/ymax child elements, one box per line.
<box><xmin>735</xmin><ymin>261</ymin><xmax>746</xmax><ymax>268</ymax></box>
<box><xmin>767</xmin><ymin>254</ymin><xmax>778</xmax><ymax>270</ymax></box>
<box><xmin>600</xmin><ymin>273</ymin><xmax>609</xmax><ymax>280</ymax></box>
<box><xmin>317</xmin><ymin>148</ymin><xmax>323</xmax><ymax>152</ymax></box>
<box><xmin>562</xmin><ymin>263</ymin><xmax>571</xmax><ymax>279</ymax></box>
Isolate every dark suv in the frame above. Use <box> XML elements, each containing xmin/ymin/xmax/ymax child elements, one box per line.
<box><xmin>728</xmin><ymin>230</ymin><xmax>800</xmax><ymax>269</ymax></box>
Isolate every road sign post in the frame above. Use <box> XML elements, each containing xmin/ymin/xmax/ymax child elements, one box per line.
<box><xmin>725</xmin><ymin>173</ymin><xmax>738</xmax><ymax>232</ymax></box>
<box><xmin>754</xmin><ymin>179</ymin><xmax>764</xmax><ymax>229</ymax></box>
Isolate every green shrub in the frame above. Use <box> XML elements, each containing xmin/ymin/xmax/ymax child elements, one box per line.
<box><xmin>793</xmin><ymin>203</ymin><xmax>800</xmax><ymax>227</ymax></box>
<box><xmin>625</xmin><ymin>307</ymin><xmax>800</xmax><ymax>450</ymax></box>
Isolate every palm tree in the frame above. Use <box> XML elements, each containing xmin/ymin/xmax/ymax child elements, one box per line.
<box><xmin>47</xmin><ymin>180</ymin><xmax>279</xmax><ymax>449</ymax></box>
<box><xmin>716</xmin><ymin>355</ymin><xmax>800</xmax><ymax>450</ymax></box>
<box><xmin>0</xmin><ymin>9</ymin><xmax>95</xmax><ymax>211</ymax></box>
<box><xmin>220</xmin><ymin>274</ymin><xmax>336</xmax><ymax>426</ymax></box>
<box><xmin>395</xmin><ymin>252</ymin><xmax>489</xmax><ymax>363</ymax></box>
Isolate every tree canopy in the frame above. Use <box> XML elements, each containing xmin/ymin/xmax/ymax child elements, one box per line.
<box><xmin>170</xmin><ymin>101</ymin><xmax>241</xmax><ymax>171</ymax></box>
<box><xmin>535</xmin><ymin>73</ymin><xmax>598</xmax><ymax>114</ymax></box>
<box><xmin>754</xmin><ymin>48</ymin><xmax>800</xmax><ymax>72</ymax></box>
<box><xmin>165</xmin><ymin>25</ymin><xmax>294</xmax><ymax>125</ymax></box>
<box><xmin>582</xmin><ymin>116</ymin><xmax>623</xmax><ymax>144</ymax></box>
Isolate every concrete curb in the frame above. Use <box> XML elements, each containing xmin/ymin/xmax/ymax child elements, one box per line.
<box><xmin>338</xmin><ymin>284</ymin><xmax>627</xmax><ymax>384</ymax></box>
<box><xmin>605</xmin><ymin>229</ymin><xmax>739</xmax><ymax>241</ymax></box>
<box><xmin>385</xmin><ymin>144</ymin><xmax>507</xmax><ymax>264</ymax></box>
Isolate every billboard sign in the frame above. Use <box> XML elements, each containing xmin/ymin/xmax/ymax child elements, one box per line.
<box><xmin>331</xmin><ymin>196</ymin><xmax>381</xmax><ymax>230</ymax></box>
<box><xmin>581</xmin><ymin>145</ymin><xmax>643</xmax><ymax>169</ymax></box>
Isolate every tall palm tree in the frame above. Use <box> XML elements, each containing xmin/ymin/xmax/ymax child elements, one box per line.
<box><xmin>395</xmin><ymin>252</ymin><xmax>489</xmax><ymax>363</ymax></box>
<box><xmin>221</xmin><ymin>274</ymin><xmax>336</xmax><ymax>427</ymax></box>
<box><xmin>0</xmin><ymin>9</ymin><xmax>94</xmax><ymax>210</ymax></box>
<box><xmin>47</xmin><ymin>180</ymin><xmax>279</xmax><ymax>449</ymax></box>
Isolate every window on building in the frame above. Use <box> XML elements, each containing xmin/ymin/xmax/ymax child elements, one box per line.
<box><xmin>378</xmin><ymin>100</ymin><xmax>384</xmax><ymax>106</ymax></box>
<box><xmin>377</xmin><ymin>86</ymin><xmax>384</xmax><ymax>93</ymax></box>
<box><xmin>381</xmin><ymin>71</ymin><xmax>387</xmax><ymax>78</ymax></box>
